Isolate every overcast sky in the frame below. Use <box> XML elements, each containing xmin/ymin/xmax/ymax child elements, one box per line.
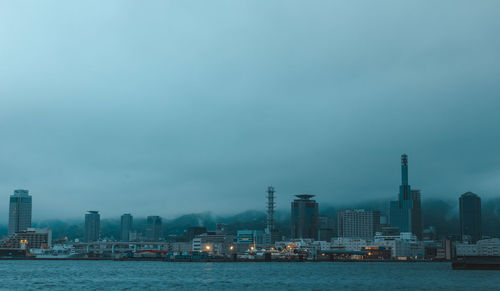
<box><xmin>0</xmin><ymin>1</ymin><xmax>499</xmax><ymax>221</ymax></box>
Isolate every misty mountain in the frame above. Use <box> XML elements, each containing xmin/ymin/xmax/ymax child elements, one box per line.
<box><xmin>2</xmin><ymin>199</ymin><xmax>499</xmax><ymax>240</ymax></box>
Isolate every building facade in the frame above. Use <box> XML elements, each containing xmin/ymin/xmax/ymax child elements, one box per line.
<box><xmin>318</xmin><ymin>215</ymin><xmax>335</xmax><ymax>241</ymax></box>
<box><xmin>236</xmin><ymin>230</ymin><xmax>264</xmax><ymax>245</ymax></box>
<box><xmin>338</xmin><ymin>209</ymin><xmax>380</xmax><ymax>240</ymax></box>
<box><xmin>120</xmin><ymin>214</ymin><xmax>133</xmax><ymax>242</ymax></box>
<box><xmin>389</xmin><ymin>154</ymin><xmax>423</xmax><ymax>239</ymax></box>
<box><xmin>459</xmin><ymin>192</ymin><xmax>482</xmax><ymax>242</ymax></box>
<box><xmin>8</xmin><ymin>189</ymin><xmax>32</xmax><ymax>236</ymax></box>
<box><xmin>84</xmin><ymin>211</ymin><xmax>100</xmax><ymax>242</ymax></box>
<box><xmin>192</xmin><ymin>231</ymin><xmax>234</xmax><ymax>254</ymax></box>
<box><xmin>291</xmin><ymin>194</ymin><xmax>319</xmax><ymax>240</ymax></box>
<box><xmin>146</xmin><ymin>216</ymin><xmax>162</xmax><ymax>241</ymax></box>
<box><xmin>14</xmin><ymin>228</ymin><xmax>52</xmax><ymax>249</ymax></box>
<box><xmin>456</xmin><ymin>238</ymin><xmax>500</xmax><ymax>256</ymax></box>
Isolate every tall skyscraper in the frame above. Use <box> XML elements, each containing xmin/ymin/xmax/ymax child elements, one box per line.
<box><xmin>389</xmin><ymin>154</ymin><xmax>423</xmax><ymax>239</ymax></box>
<box><xmin>8</xmin><ymin>189</ymin><xmax>32</xmax><ymax>236</ymax></box>
<box><xmin>318</xmin><ymin>215</ymin><xmax>335</xmax><ymax>241</ymax></box>
<box><xmin>459</xmin><ymin>192</ymin><xmax>482</xmax><ymax>242</ymax></box>
<box><xmin>410</xmin><ymin>189</ymin><xmax>423</xmax><ymax>240</ymax></box>
<box><xmin>291</xmin><ymin>194</ymin><xmax>319</xmax><ymax>240</ymax></box>
<box><xmin>266</xmin><ymin>186</ymin><xmax>275</xmax><ymax>233</ymax></box>
<box><xmin>337</xmin><ymin>209</ymin><xmax>380</xmax><ymax>240</ymax></box>
<box><xmin>146</xmin><ymin>216</ymin><xmax>162</xmax><ymax>241</ymax></box>
<box><xmin>120</xmin><ymin>213</ymin><xmax>133</xmax><ymax>242</ymax></box>
<box><xmin>84</xmin><ymin>211</ymin><xmax>100</xmax><ymax>242</ymax></box>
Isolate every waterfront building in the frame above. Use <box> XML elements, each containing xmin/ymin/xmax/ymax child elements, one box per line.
<box><xmin>8</xmin><ymin>189</ymin><xmax>32</xmax><ymax>236</ymax></box>
<box><xmin>459</xmin><ymin>192</ymin><xmax>482</xmax><ymax>242</ymax></box>
<box><xmin>373</xmin><ymin>232</ymin><xmax>424</xmax><ymax>259</ymax></box>
<box><xmin>15</xmin><ymin>228</ymin><xmax>52</xmax><ymax>249</ymax></box>
<box><xmin>237</xmin><ymin>230</ymin><xmax>264</xmax><ymax>245</ymax></box>
<box><xmin>146</xmin><ymin>216</ymin><xmax>162</xmax><ymax>241</ymax></box>
<box><xmin>120</xmin><ymin>214</ymin><xmax>133</xmax><ymax>242</ymax></box>
<box><xmin>389</xmin><ymin>154</ymin><xmax>423</xmax><ymax>239</ymax></box>
<box><xmin>237</xmin><ymin>230</ymin><xmax>255</xmax><ymax>244</ymax></box>
<box><xmin>291</xmin><ymin>194</ymin><xmax>319</xmax><ymax>240</ymax></box>
<box><xmin>337</xmin><ymin>209</ymin><xmax>380</xmax><ymax>240</ymax></box>
<box><xmin>84</xmin><ymin>211</ymin><xmax>100</xmax><ymax>242</ymax></box>
<box><xmin>192</xmin><ymin>231</ymin><xmax>234</xmax><ymax>254</ymax></box>
<box><xmin>456</xmin><ymin>238</ymin><xmax>500</xmax><ymax>256</ymax></box>
<box><xmin>0</xmin><ymin>228</ymin><xmax>52</xmax><ymax>249</ymax></box>
<box><xmin>331</xmin><ymin>237</ymin><xmax>369</xmax><ymax>251</ymax></box>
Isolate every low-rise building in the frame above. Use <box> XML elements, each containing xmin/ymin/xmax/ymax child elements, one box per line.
<box><xmin>373</xmin><ymin>232</ymin><xmax>424</xmax><ymax>259</ymax></box>
<box><xmin>192</xmin><ymin>231</ymin><xmax>234</xmax><ymax>255</ymax></box>
<box><xmin>456</xmin><ymin>238</ymin><xmax>500</xmax><ymax>256</ymax></box>
<box><xmin>0</xmin><ymin>228</ymin><xmax>52</xmax><ymax>249</ymax></box>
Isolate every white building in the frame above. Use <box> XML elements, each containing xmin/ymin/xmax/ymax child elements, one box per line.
<box><xmin>456</xmin><ymin>238</ymin><xmax>500</xmax><ymax>256</ymax></box>
<box><xmin>337</xmin><ymin>209</ymin><xmax>380</xmax><ymax>240</ymax></box>
<box><xmin>373</xmin><ymin>232</ymin><xmax>424</xmax><ymax>259</ymax></box>
<box><xmin>331</xmin><ymin>237</ymin><xmax>368</xmax><ymax>251</ymax></box>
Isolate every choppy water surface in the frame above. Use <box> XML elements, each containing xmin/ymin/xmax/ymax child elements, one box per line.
<box><xmin>0</xmin><ymin>261</ymin><xmax>498</xmax><ymax>290</ymax></box>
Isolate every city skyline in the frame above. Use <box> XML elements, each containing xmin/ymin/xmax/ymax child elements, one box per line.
<box><xmin>1</xmin><ymin>174</ymin><xmax>495</xmax><ymax>243</ymax></box>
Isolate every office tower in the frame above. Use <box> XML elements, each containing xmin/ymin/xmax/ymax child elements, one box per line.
<box><xmin>291</xmin><ymin>194</ymin><xmax>319</xmax><ymax>240</ymax></box>
<box><xmin>84</xmin><ymin>211</ymin><xmax>100</xmax><ymax>242</ymax></box>
<box><xmin>318</xmin><ymin>215</ymin><xmax>335</xmax><ymax>241</ymax></box>
<box><xmin>459</xmin><ymin>192</ymin><xmax>482</xmax><ymax>242</ymax></box>
<box><xmin>410</xmin><ymin>189</ymin><xmax>423</xmax><ymax>240</ymax></box>
<box><xmin>337</xmin><ymin>209</ymin><xmax>380</xmax><ymax>240</ymax></box>
<box><xmin>120</xmin><ymin>214</ymin><xmax>133</xmax><ymax>241</ymax></box>
<box><xmin>146</xmin><ymin>216</ymin><xmax>162</xmax><ymax>241</ymax></box>
<box><xmin>8</xmin><ymin>189</ymin><xmax>32</xmax><ymax>236</ymax></box>
<box><xmin>389</xmin><ymin>154</ymin><xmax>423</xmax><ymax>239</ymax></box>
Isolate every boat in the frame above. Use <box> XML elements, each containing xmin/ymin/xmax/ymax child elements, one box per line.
<box><xmin>31</xmin><ymin>245</ymin><xmax>79</xmax><ymax>259</ymax></box>
<box><xmin>452</xmin><ymin>256</ymin><xmax>500</xmax><ymax>270</ymax></box>
<box><xmin>0</xmin><ymin>248</ymin><xmax>30</xmax><ymax>259</ymax></box>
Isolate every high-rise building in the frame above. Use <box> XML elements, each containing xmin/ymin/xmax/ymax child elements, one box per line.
<box><xmin>291</xmin><ymin>194</ymin><xmax>319</xmax><ymax>240</ymax></box>
<box><xmin>8</xmin><ymin>189</ymin><xmax>32</xmax><ymax>236</ymax></box>
<box><xmin>120</xmin><ymin>214</ymin><xmax>133</xmax><ymax>242</ymax></box>
<box><xmin>410</xmin><ymin>189</ymin><xmax>423</xmax><ymax>240</ymax></box>
<box><xmin>389</xmin><ymin>154</ymin><xmax>423</xmax><ymax>239</ymax></box>
<box><xmin>459</xmin><ymin>192</ymin><xmax>482</xmax><ymax>242</ymax></box>
<box><xmin>337</xmin><ymin>209</ymin><xmax>380</xmax><ymax>240</ymax></box>
<box><xmin>146</xmin><ymin>216</ymin><xmax>162</xmax><ymax>241</ymax></box>
<box><xmin>84</xmin><ymin>211</ymin><xmax>100</xmax><ymax>242</ymax></box>
<box><xmin>318</xmin><ymin>215</ymin><xmax>335</xmax><ymax>241</ymax></box>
